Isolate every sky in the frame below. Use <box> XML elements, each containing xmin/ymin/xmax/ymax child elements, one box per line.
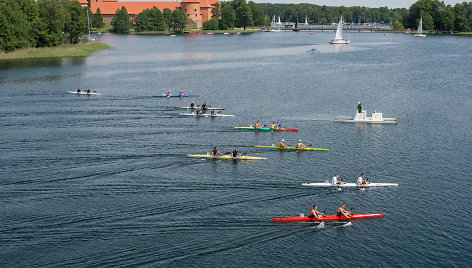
<box><xmin>250</xmin><ymin>0</ymin><xmax>464</xmax><ymax>8</ymax></box>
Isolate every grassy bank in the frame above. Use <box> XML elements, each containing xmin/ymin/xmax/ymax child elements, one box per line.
<box><xmin>0</xmin><ymin>43</ymin><xmax>113</xmax><ymax>60</ymax></box>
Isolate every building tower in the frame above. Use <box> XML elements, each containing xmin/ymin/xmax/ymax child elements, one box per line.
<box><xmin>181</xmin><ymin>0</ymin><xmax>202</xmax><ymax>28</ymax></box>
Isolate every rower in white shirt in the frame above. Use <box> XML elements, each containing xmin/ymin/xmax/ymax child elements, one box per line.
<box><xmin>356</xmin><ymin>173</ymin><xmax>369</xmax><ymax>185</ymax></box>
<box><xmin>331</xmin><ymin>174</ymin><xmax>345</xmax><ymax>185</ymax></box>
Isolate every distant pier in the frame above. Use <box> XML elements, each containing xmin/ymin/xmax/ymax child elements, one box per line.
<box><xmin>279</xmin><ymin>26</ymin><xmax>394</xmax><ymax>32</ymax></box>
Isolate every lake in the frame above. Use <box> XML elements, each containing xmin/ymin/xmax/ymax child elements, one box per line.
<box><xmin>1</xmin><ymin>31</ymin><xmax>471</xmax><ymax>267</ymax></box>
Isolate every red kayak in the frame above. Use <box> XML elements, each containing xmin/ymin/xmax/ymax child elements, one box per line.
<box><xmin>272</xmin><ymin>213</ymin><xmax>384</xmax><ymax>222</ymax></box>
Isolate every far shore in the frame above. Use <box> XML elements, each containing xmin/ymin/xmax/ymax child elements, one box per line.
<box><xmin>0</xmin><ymin>43</ymin><xmax>113</xmax><ymax>60</ymax></box>
<box><xmin>132</xmin><ymin>28</ymin><xmax>260</xmax><ymax>35</ymax></box>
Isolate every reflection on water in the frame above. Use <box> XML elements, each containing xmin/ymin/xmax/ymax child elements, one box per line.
<box><xmin>0</xmin><ymin>56</ymin><xmax>86</xmax><ymax>70</ymax></box>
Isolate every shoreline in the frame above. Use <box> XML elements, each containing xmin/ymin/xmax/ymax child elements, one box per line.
<box><xmin>0</xmin><ymin>43</ymin><xmax>113</xmax><ymax>60</ymax></box>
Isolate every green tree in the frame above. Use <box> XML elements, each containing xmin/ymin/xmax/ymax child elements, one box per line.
<box><xmin>37</xmin><ymin>0</ymin><xmax>68</xmax><ymax>46</ymax></box>
<box><xmin>111</xmin><ymin>6</ymin><xmax>132</xmax><ymax>33</ymax></box>
<box><xmin>220</xmin><ymin>2</ymin><xmax>236</xmax><ymax>29</ymax></box>
<box><xmin>172</xmin><ymin>9</ymin><xmax>187</xmax><ymax>32</ymax></box>
<box><xmin>93</xmin><ymin>7</ymin><xmax>104</xmax><ymax>29</ymax></box>
<box><xmin>248</xmin><ymin>1</ymin><xmax>264</xmax><ymax>26</ymax></box>
<box><xmin>135</xmin><ymin>9</ymin><xmax>152</xmax><ymax>32</ymax></box>
<box><xmin>236</xmin><ymin>2</ymin><xmax>253</xmax><ymax>30</ymax></box>
<box><xmin>393</xmin><ymin>20</ymin><xmax>404</xmax><ymax>29</ymax></box>
<box><xmin>420</xmin><ymin>12</ymin><xmax>434</xmax><ymax>30</ymax></box>
<box><xmin>203</xmin><ymin>17</ymin><xmax>219</xmax><ymax>30</ymax></box>
<box><xmin>65</xmin><ymin>0</ymin><xmax>87</xmax><ymax>43</ymax></box>
<box><xmin>211</xmin><ymin>2</ymin><xmax>221</xmax><ymax>18</ymax></box>
<box><xmin>0</xmin><ymin>1</ymin><xmax>33</xmax><ymax>52</ymax></box>
<box><xmin>149</xmin><ymin>7</ymin><xmax>165</xmax><ymax>31</ymax></box>
<box><xmin>163</xmin><ymin>8</ymin><xmax>173</xmax><ymax>31</ymax></box>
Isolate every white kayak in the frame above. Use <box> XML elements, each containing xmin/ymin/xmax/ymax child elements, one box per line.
<box><xmin>302</xmin><ymin>182</ymin><xmax>398</xmax><ymax>187</ymax></box>
<box><xmin>68</xmin><ymin>91</ymin><xmax>102</xmax><ymax>95</ymax></box>
<box><xmin>176</xmin><ymin>106</ymin><xmax>225</xmax><ymax>110</ymax></box>
<box><xmin>180</xmin><ymin>113</ymin><xmax>209</xmax><ymax>117</ymax></box>
<box><xmin>335</xmin><ymin>110</ymin><xmax>397</xmax><ymax>124</ymax></box>
<box><xmin>210</xmin><ymin>114</ymin><xmax>234</xmax><ymax>117</ymax></box>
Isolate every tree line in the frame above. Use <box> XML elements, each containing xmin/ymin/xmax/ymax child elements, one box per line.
<box><xmin>0</xmin><ymin>0</ymin><xmax>88</xmax><ymax>52</ymax></box>
<box><xmin>258</xmin><ymin>0</ymin><xmax>472</xmax><ymax>32</ymax></box>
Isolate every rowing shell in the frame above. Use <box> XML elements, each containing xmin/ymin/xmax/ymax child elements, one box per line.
<box><xmin>234</xmin><ymin>127</ymin><xmax>299</xmax><ymax>132</ymax></box>
<box><xmin>187</xmin><ymin>154</ymin><xmax>266</xmax><ymax>160</ymax></box>
<box><xmin>272</xmin><ymin>213</ymin><xmax>384</xmax><ymax>222</ymax></box>
<box><xmin>176</xmin><ymin>106</ymin><xmax>225</xmax><ymax>110</ymax></box>
<box><xmin>210</xmin><ymin>114</ymin><xmax>234</xmax><ymax>117</ymax></box>
<box><xmin>301</xmin><ymin>182</ymin><xmax>398</xmax><ymax>187</ymax></box>
<box><xmin>68</xmin><ymin>91</ymin><xmax>102</xmax><ymax>95</ymax></box>
<box><xmin>254</xmin><ymin>146</ymin><xmax>328</xmax><ymax>151</ymax></box>
<box><xmin>152</xmin><ymin>94</ymin><xmax>198</xmax><ymax>98</ymax></box>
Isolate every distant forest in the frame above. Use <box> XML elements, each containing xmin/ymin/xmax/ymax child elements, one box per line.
<box><xmin>258</xmin><ymin>0</ymin><xmax>472</xmax><ymax>31</ymax></box>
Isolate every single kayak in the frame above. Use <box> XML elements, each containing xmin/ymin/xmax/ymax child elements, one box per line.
<box><xmin>187</xmin><ymin>154</ymin><xmax>266</xmax><ymax>160</ymax></box>
<box><xmin>272</xmin><ymin>213</ymin><xmax>384</xmax><ymax>222</ymax></box>
<box><xmin>254</xmin><ymin>146</ymin><xmax>328</xmax><ymax>151</ymax></box>
<box><xmin>68</xmin><ymin>91</ymin><xmax>102</xmax><ymax>95</ymax></box>
<box><xmin>176</xmin><ymin>106</ymin><xmax>225</xmax><ymax>110</ymax></box>
<box><xmin>301</xmin><ymin>182</ymin><xmax>398</xmax><ymax>187</ymax></box>
<box><xmin>152</xmin><ymin>94</ymin><xmax>198</xmax><ymax>98</ymax></box>
<box><xmin>210</xmin><ymin>114</ymin><xmax>234</xmax><ymax>117</ymax></box>
<box><xmin>234</xmin><ymin>127</ymin><xmax>299</xmax><ymax>132</ymax></box>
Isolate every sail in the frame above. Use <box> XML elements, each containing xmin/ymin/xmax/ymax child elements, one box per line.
<box><xmin>305</xmin><ymin>18</ymin><xmax>308</xmax><ymax>24</ymax></box>
<box><xmin>277</xmin><ymin>16</ymin><xmax>281</xmax><ymax>25</ymax></box>
<box><xmin>417</xmin><ymin>17</ymin><xmax>423</xmax><ymax>34</ymax></box>
<box><xmin>334</xmin><ymin>16</ymin><xmax>343</xmax><ymax>40</ymax></box>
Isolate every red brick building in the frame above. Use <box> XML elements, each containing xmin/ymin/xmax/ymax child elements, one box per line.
<box><xmin>79</xmin><ymin>0</ymin><xmax>219</xmax><ymax>28</ymax></box>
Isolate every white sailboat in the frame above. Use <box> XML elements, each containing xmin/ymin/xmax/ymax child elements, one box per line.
<box><xmin>86</xmin><ymin>9</ymin><xmax>96</xmax><ymax>42</ymax></box>
<box><xmin>330</xmin><ymin>16</ymin><xmax>350</xmax><ymax>44</ymax></box>
<box><xmin>304</xmin><ymin>17</ymin><xmax>308</xmax><ymax>25</ymax></box>
<box><xmin>414</xmin><ymin>17</ymin><xmax>426</xmax><ymax>37</ymax></box>
<box><xmin>277</xmin><ymin>16</ymin><xmax>282</xmax><ymax>25</ymax></box>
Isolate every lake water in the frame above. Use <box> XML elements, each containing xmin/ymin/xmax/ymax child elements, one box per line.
<box><xmin>1</xmin><ymin>31</ymin><xmax>471</xmax><ymax>267</ymax></box>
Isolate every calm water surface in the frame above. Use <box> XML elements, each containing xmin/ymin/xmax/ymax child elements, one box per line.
<box><xmin>1</xmin><ymin>31</ymin><xmax>471</xmax><ymax>267</ymax></box>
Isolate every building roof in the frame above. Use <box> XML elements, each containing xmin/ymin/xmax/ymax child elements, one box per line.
<box><xmin>200</xmin><ymin>0</ymin><xmax>211</xmax><ymax>8</ymax></box>
<box><xmin>78</xmin><ymin>0</ymin><xmax>88</xmax><ymax>5</ymax></box>
<box><xmin>181</xmin><ymin>0</ymin><xmax>200</xmax><ymax>3</ymax></box>
<box><xmin>92</xmin><ymin>1</ymin><xmax>181</xmax><ymax>15</ymax></box>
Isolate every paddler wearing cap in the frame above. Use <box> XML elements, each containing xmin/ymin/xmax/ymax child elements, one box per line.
<box><xmin>278</xmin><ymin>139</ymin><xmax>288</xmax><ymax>148</ymax></box>
<box><xmin>357</xmin><ymin>102</ymin><xmax>363</xmax><ymax>113</ymax></box>
<box><xmin>295</xmin><ymin>139</ymin><xmax>307</xmax><ymax>149</ymax></box>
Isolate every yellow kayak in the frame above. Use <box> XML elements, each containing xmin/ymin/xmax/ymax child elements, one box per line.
<box><xmin>187</xmin><ymin>154</ymin><xmax>267</xmax><ymax>160</ymax></box>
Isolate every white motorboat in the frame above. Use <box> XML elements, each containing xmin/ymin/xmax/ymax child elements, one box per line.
<box><xmin>302</xmin><ymin>182</ymin><xmax>398</xmax><ymax>187</ymax></box>
<box><xmin>330</xmin><ymin>16</ymin><xmax>350</xmax><ymax>44</ymax></box>
<box><xmin>414</xmin><ymin>17</ymin><xmax>426</xmax><ymax>37</ymax></box>
<box><xmin>335</xmin><ymin>110</ymin><xmax>397</xmax><ymax>124</ymax></box>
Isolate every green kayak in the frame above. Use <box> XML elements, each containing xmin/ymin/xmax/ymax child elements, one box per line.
<box><xmin>253</xmin><ymin>146</ymin><xmax>328</xmax><ymax>151</ymax></box>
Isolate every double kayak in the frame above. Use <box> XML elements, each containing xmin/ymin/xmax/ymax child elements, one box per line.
<box><xmin>302</xmin><ymin>182</ymin><xmax>398</xmax><ymax>187</ymax></box>
<box><xmin>153</xmin><ymin>94</ymin><xmax>198</xmax><ymax>98</ymax></box>
<box><xmin>234</xmin><ymin>127</ymin><xmax>299</xmax><ymax>132</ymax></box>
<box><xmin>68</xmin><ymin>91</ymin><xmax>102</xmax><ymax>95</ymax></box>
<box><xmin>187</xmin><ymin>154</ymin><xmax>266</xmax><ymax>160</ymax></box>
<box><xmin>176</xmin><ymin>106</ymin><xmax>224</xmax><ymax>110</ymax></box>
<box><xmin>254</xmin><ymin>146</ymin><xmax>328</xmax><ymax>151</ymax></box>
<box><xmin>180</xmin><ymin>113</ymin><xmax>234</xmax><ymax>117</ymax></box>
<box><xmin>272</xmin><ymin>213</ymin><xmax>384</xmax><ymax>222</ymax></box>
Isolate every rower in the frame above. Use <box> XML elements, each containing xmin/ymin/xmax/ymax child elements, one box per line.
<box><xmin>278</xmin><ymin>139</ymin><xmax>288</xmax><ymax>148</ymax></box>
<box><xmin>331</xmin><ymin>174</ymin><xmax>345</xmax><ymax>185</ymax></box>
<box><xmin>190</xmin><ymin>101</ymin><xmax>195</xmax><ymax>108</ymax></box>
<box><xmin>309</xmin><ymin>205</ymin><xmax>325</xmax><ymax>219</ymax></box>
<box><xmin>211</xmin><ymin>146</ymin><xmax>222</xmax><ymax>157</ymax></box>
<box><xmin>76</xmin><ymin>88</ymin><xmax>81</xmax><ymax>93</ymax></box>
<box><xmin>357</xmin><ymin>173</ymin><xmax>369</xmax><ymax>185</ymax></box>
<box><xmin>86</xmin><ymin>88</ymin><xmax>91</xmax><ymax>93</ymax></box>
<box><xmin>357</xmin><ymin>102</ymin><xmax>363</xmax><ymax>113</ymax></box>
<box><xmin>232</xmin><ymin>148</ymin><xmax>241</xmax><ymax>158</ymax></box>
<box><xmin>167</xmin><ymin>90</ymin><xmax>171</xmax><ymax>96</ymax></box>
<box><xmin>201</xmin><ymin>102</ymin><xmax>208</xmax><ymax>110</ymax></box>
<box><xmin>296</xmin><ymin>140</ymin><xmax>307</xmax><ymax>149</ymax></box>
<box><xmin>270</xmin><ymin>122</ymin><xmax>278</xmax><ymax>129</ymax></box>
<box><xmin>195</xmin><ymin>107</ymin><xmax>201</xmax><ymax>115</ymax></box>
<box><xmin>179</xmin><ymin>90</ymin><xmax>183</xmax><ymax>97</ymax></box>
<box><xmin>255</xmin><ymin>120</ymin><xmax>262</xmax><ymax>128</ymax></box>
<box><xmin>210</xmin><ymin>109</ymin><xmax>216</xmax><ymax>115</ymax></box>
<box><xmin>337</xmin><ymin>204</ymin><xmax>351</xmax><ymax>218</ymax></box>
